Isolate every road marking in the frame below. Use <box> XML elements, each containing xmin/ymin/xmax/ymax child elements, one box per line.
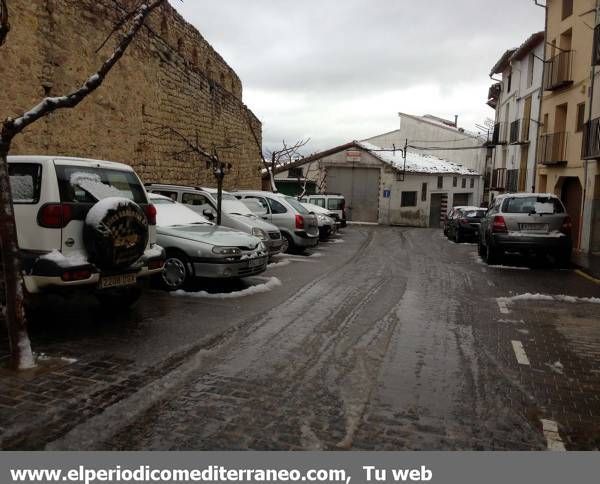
<box><xmin>575</xmin><ymin>269</ymin><xmax>600</xmax><ymax>285</ymax></box>
<box><xmin>497</xmin><ymin>300</ymin><xmax>510</xmax><ymax>314</ymax></box>
<box><xmin>511</xmin><ymin>340</ymin><xmax>530</xmax><ymax>365</ymax></box>
<box><xmin>541</xmin><ymin>419</ymin><xmax>566</xmax><ymax>451</ymax></box>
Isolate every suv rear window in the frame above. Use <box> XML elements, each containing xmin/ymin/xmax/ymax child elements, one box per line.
<box><xmin>502</xmin><ymin>196</ymin><xmax>564</xmax><ymax>214</ymax></box>
<box><xmin>464</xmin><ymin>210</ymin><xmax>487</xmax><ymax>218</ymax></box>
<box><xmin>328</xmin><ymin>199</ymin><xmax>344</xmax><ymax>210</ymax></box>
<box><xmin>56</xmin><ymin>166</ymin><xmax>146</xmax><ymax>204</ymax></box>
<box><xmin>9</xmin><ymin>163</ymin><xmax>42</xmax><ymax>204</ymax></box>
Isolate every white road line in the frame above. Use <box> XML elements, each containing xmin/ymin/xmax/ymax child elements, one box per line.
<box><xmin>541</xmin><ymin>419</ymin><xmax>566</xmax><ymax>451</ymax></box>
<box><xmin>497</xmin><ymin>300</ymin><xmax>510</xmax><ymax>314</ymax></box>
<box><xmin>511</xmin><ymin>340</ymin><xmax>530</xmax><ymax>365</ymax></box>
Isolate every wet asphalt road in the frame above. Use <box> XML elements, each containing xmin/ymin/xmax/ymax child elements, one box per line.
<box><xmin>37</xmin><ymin>226</ymin><xmax>600</xmax><ymax>450</ymax></box>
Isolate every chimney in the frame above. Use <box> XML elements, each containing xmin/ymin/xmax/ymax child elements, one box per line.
<box><xmin>454</xmin><ymin>115</ymin><xmax>459</xmax><ymax>127</ymax></box>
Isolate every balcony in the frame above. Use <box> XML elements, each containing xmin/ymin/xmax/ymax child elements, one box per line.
<box><xmin>594</xmin><ymin>24</ymin><xmax>600</xmax><ymax>66</ymax></box>
<box><xmin>509</xmin><ymin>120</ymin><xmax>520</xmax><ymax>144</ymax></box>
<box><xmin>537</xmin><ymin>132</ymin><xmax>568</xmax><ymax>165</ymax></box>
<box><xmin>491</xmin><ymin>122</ymin><xmax>508</xmax><ymax>145</ymax></box>
<box><xmin>543</xmin><ymin>51</ymin><xmax>573</xmax><ymax>91</ymax></box>
<box><xmin>582</xmin><ymin>117</ymin><xmax>600</xmax><ymax>159</ymax></box>
<box><xmin>491</xmin><ymin>168</ymin><xmax>507</xmax><ymax>191</ymax></box>
<box><xmin>487</xmin><ymin>83</ymin><xmax>501</xmax><ymax>109</ymax></box>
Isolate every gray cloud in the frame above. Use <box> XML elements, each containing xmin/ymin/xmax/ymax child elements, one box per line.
<box><xmin>175</xmin><ymin>0</ymin><xmax>544</xmax><ymax>153</ymax></box>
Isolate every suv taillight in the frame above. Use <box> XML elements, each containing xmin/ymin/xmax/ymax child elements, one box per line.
<box><xmin>561</xmin><ymin>216</ymin><xmax>572</xmax><ymax>235</ymax></box>
<box><xmin>491</xmin><ymin>215</ymin><xmax>508</xmax><ymax>233</ymax></box>
<box><xmin>145</xmin><ymin>204</ymin><xmax>157</xmax><ymax>225</ymax></box>
<box><xmin>295</xmin><ymin>214</ymin><xmax>305</xmax><ymax>229</ymax></box>
<box><xmin>38</xmin><ymin>204</ymin><xmax>73</xmax><ymax>228</ymax></box>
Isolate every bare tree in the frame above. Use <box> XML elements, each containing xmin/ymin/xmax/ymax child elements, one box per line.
<box><xmin>263</xmin><ymin>139</ymin><xmax>310</xmax><ymax>193</ymax></box>
<box><xmin>297</xmin><ymin>162</ymin><xmax>326</xmax><ymax>200</ymax></box>
<box><xmin>0</xmin><ymin>0</ymin><xmax>167</xmax><ymax>370</ymax></box>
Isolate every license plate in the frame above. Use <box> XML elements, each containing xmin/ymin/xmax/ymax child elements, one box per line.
<box><xmin>99</xmin><ymin>273</ymin><xmax>136</xmax><ymax>289</ymax></box>
<box><xmin>248</xmin><ymin>258</ymin><xmax>264</xmax><ymax>268</ymax></box>
<box><xmin>519</xmin><ymin>223</ymin><xmax>549</xmax><ymax>232</ymax></box>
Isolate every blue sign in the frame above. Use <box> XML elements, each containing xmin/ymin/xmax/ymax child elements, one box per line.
<box><xmin>383</xmin><ymin>189</ymin><xmax>391</xmax><ymax>199</ymax></box>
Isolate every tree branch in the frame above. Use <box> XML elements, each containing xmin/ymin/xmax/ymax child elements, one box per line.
<box><xmin>1</xmin><ymin>0</ymin><xmax>166</xmax><ymax>143</ymax></box>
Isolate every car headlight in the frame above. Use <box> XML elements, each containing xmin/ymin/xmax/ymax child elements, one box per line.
<box><xmin>252</xmin><ymin>227</ymin><xmax>269</xmax><ymax>241</ymax></box>
<box><xmin>317</xmin><ymin>214</ymin><xmax>328</xmax><ymax>223</ymax></box>
<box><xmin>212</xmin><ymin>247</ymin><xmax>242</xmax><ymax>255</ymax></box>
<box><xmin>258</xmin><ymin>242</ymin><xmax>267</xmax><ymax>251</ymax></box>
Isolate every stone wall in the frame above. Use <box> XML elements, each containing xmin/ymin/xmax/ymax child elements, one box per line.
<box><xmin>0</xmin><ymin>0</ymin><xmax>263</xmax><ymax>190</ymax></box>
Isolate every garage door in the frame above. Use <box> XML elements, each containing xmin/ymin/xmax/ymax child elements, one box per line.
<box><xmin>327</xmin><ymin>167</ymin><xmax>380</xmax><ymax>223</ymax></box>
<box><xmin>453</xmin><ymin>193</ymin><xmax>470</xmax><ymax>207</ymax></box>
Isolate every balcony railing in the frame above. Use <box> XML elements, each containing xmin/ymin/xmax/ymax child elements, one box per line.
<box><xmin>491</xmin><ymin>168</ymin><xmax>507</xmax><ymax>190</ymax></box>
<box><xmin>594</xmin><ymin>24</ymin><xmax>600</xmax><ymax>66</ymax></box>
<box><xmin>509</xmin><ymin>120</ymin><xmax>520</xmax><ymax>144</ymax></box>
<box><xmin>538</xmin><ymin>132</ymin><xmax>568</xmax><ymax>165</ymax></box>
<box><xmin>487</xmin><ymin>83</ymin><xmax>501</xmax><ymax>109</ymax></box>
<box><xmin>491</xmin><ymin>122</ymin><xmax>508</xmax><ymax>145</ymax></box>
<box><xmin>543</xmin><ymin>51</ymin><xmax>573</xmax><ymax>91</ymax></box>
<box><xmin>582</xmin><ymin>117</ymin><xmax>600</xmax><ymax>159</ymax></box>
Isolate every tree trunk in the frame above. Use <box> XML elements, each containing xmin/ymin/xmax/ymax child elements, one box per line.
<box><xmin>0</xmin><ymin>141</ymin><xmax>35</xmax><ymax>370</ymax></box>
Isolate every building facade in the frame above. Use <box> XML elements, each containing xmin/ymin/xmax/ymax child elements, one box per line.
<box><xmin>537</xmin><ymin>0</ymin><xmax>598</xmax><ymax>252</ymax></box>
<box><xmin>270</xmin><ymin>141</ymin><xmax>482</xmax><ymax>227</ymax></box>
<box><xmin>487</xmin><ymin>32</ymin><xmax>545</xmax><ymax>201</ymax></box>
<box><xmin>0</xmin><ymin>0</ymin><xmax>263</xmax><ymax>190</ymax></box>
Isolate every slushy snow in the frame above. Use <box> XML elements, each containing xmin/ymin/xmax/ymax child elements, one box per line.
<box><xmin>172</xmin><ymin>277</ymin><xmax>282</xmax><ymax>299</ymax></box>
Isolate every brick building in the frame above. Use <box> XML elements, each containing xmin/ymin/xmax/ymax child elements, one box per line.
<box><xmin>0</xmin><ymin>0</ymin><xmax>263</xmax><ymax>190</ymax></box>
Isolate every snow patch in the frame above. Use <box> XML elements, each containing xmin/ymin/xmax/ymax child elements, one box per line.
<box><xmin>172</xmin><ymin>277</ymin><xmax>282</xmax><ymax>299</ymax></box>
<box><xmin>39</xmin><ymin>250</ymin><xmax>88</xmax><ymax>267</ymax></box>
<box><xmin>268</xmin><ymin>259</ymin><xmax>291</xmax><ymax>269</ymax></box>
<box><xmin>70</xmin><ymin>172</ymin><xmax>127</xmax><ymax>201</ymax></box>
<box><xmin>546</xmin><ymin>361</ymin><xmax>564</xmax><ymax>375</ymax></box>
<box><xmin>498</xmin><ymin>293</ymin><xmax>600</xmax><ymax>305</ymax></box>
<box><xmin>9</xmin><ymin>175</ymin><xmax>34</xmax><ymax>201</ymax></box>
<box><xmin>86</xmin><ymin>197</ymin><xmax>132</xmax><ymax>227</ymax></box>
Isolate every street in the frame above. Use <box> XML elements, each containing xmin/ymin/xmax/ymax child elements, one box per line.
<box><xmin>2</xmin><ymin>226</ymin><xmax>599</xmax><ymax>450</ymax></box>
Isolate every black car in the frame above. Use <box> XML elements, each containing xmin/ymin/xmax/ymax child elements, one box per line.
<box><xmin>445</xmin><ymin>207</ymin><xmax>487</xmax><ymax>243</ymax></box>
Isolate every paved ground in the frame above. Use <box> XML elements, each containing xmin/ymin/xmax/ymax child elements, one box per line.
<box><xmin>1</xmin><ymin>226</ymin><xmax>599</xmax><ymax>450</ymax></box>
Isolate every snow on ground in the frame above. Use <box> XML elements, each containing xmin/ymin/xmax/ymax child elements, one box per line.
<box><xmin>470</xmin><ymin>252</ymin><xmax>529</xmax><ymax>270</ymax></box>
<box><xmin>172</xmin><ymin>277</ymin><xmax>282</xmax><ymax>299</ymax></box>
<box><xmin>268</xmin><ymin>259</ymin><xmax>291</xmax><ymax>269</ymax></box>
<box><xmin>546</xmin><ymin>361</ymin><xmax>564</xmax><ymax>375</ymax></box>
<box><xmin>327</xmin><ymin>239</ymin><xmax>345</xmax><ymax>244</ymax></box>
<box><xmin>498</xmin><ymin>293</ymin><xmax>600</xmax><ymax>305</ymax></box>
<box><xmin>306</xmin><ymin>251</ymin><xmax>324</xmax><ymax>258</ymax></box>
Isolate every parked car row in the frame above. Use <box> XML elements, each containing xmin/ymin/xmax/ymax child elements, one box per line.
<box><xmin>444</xmin><ymin>193</ymin><xmax>573</xmax><ymax>267</ymax></box>
<box><xmin>7</xmin><ymin>156</ymin><xmax>344</xmax><ymax>309</ymax></box>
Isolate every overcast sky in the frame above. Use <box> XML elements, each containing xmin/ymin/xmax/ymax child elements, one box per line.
<box><xmin>174</xmin><ymin>0</ymin><xmax>544</xmax><ymax>153</ymax></box>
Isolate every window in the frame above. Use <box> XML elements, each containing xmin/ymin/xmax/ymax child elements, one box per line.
<box><xmin>310</xmin><ymin>198</ymin><xmax>325</xmax><ymax>208</ymax></box>
<box><xmin>247</xmin><ymin>196</ymin><xmax>269</xmax><ymax>212</ymax></box>
<box><xmin>155</xmin><ymin>190</ymin><xmax>178</xmax><ymax>201</ymax></box>
<box><xmin>288</xmin><ymin>167</ymin><xmax>303</xmax><ymax>178</ymax></box>
<box><xmin>182</xmin><ymin>192</ymin><xmax>212</xmax><ymax>207</ymax></box>
<box><xmin>421</xmin><ymin>182</ymin><xmax>427</xmax><ymax>202</ymax></box>
<box><xmin>562</xmin><ymin>0</ymin><xmax>573</xmax><ymax>20</ymax></box>
<box><xmin>453</xmin><ymin>176</ymin><xmax>458</xmax><ymax>187</ymax></box>
<box><xmin>576</xmin><ymin>102</ymin><xmax>586</xmax><ymax>132</ymax></box>
<box><xmin>268</xmin><ymin>197</ymin><xmax>288</xmax><ymax>214</ymax></box>
<box><xmin>461</xmin><ymin>178</ymin><xmax>467</xmax><ymax>189</ymax></box>
<box><xmin>507</xmin><ymin>73</ymin><xmax>512</xmax><ymax>93</ymax></box>
<box><xmin>502</xmin><ymin>196</ymin><xmax>564</xmax><ymax>214</ymax></box>
<box><xmin>328</xmin><ymin>198</ymin><xmax>344</xmax><ymax>210</ymax></box>
<box><xmin>283</xmin><ymin>196</ymin><xmax>309</xmax><ymax>214</ymax></box>
<box><xmin>401</xmin><ymin>191</ymin><xmax>417</xmax><ymax>207</ymax></box>
<box><xmin>470</xmin><ymin>178</ymin><xmax>475</xmax><ymax>188</ymax></box>
<box><xmin>9</xmin><ymin>163</ymin><xmax>42</xmax><ymax>204</ymax></box>
<box><xmin>437</xmin><ymin>176</ymin><xmax>443</xmax><ymax>189</ymax></box>
<box><xmin>527</xmin><ymin>53</ymin><xmax>535</xmax><ymax>88</ymax></box>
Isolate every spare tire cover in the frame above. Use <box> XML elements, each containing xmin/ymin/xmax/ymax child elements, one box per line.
<box><xmin>84</xmin><ymin>197</ymin><xmax>149</xmax><ymax>271</ymax></box>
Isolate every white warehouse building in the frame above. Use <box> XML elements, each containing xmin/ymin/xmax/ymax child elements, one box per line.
<box><xmin>270</xmin><ymin>141</ymin><xmax>482</xmax><ymax>227</ymax></box>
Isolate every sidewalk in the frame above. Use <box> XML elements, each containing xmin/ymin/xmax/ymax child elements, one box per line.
<box><xmin>572</xmin><ymin>252</ymin><xmax>600</xmax><ymax>281</ymax></box>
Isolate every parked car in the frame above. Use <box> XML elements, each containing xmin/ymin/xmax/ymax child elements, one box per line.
<box><xmin>146</xmin><ymin>184</ymin><xmax>284</xmax><ymax>259</ymax></box>
<box><xmin>301</xmin><ymin>201</ymin><xmax>339</xmax><ymax>240</ymax></box>
<box><xmin>445</xmin><ymin>206</ymin><xmax>487</xmax><ymax>243</ymax></box>
<box><xmin>8</xmin><ymin>156</ymin><xmax>165</xmax><ymax>308</ymax></box>
<box><xmin>234</xmin><ymin>191</ymin><xmax>319</xmax><ymax>253</ymax></box>
<box><xmin>301</xmin><ymin>193</ymin><xmax>347</xmax><ymax>227</ymax></box>
<box><xmin>149</xmin><ymin>194</ymin><xmax>268</xmax><ymax>290</ymax></box>
<box><xmin>478</xmin><ymin>193</ymin><xmax>572</xmax><ymax>266</ymax></box>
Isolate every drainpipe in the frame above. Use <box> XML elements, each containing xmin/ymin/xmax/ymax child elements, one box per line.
<box><xmin>532</xmin><ymin>2</ymin><xmax>549</xmax><ymax>193</ymax></box>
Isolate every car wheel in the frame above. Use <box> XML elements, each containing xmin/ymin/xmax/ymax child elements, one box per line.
<box><xmin>484</xmin><ymin>240</ymin><xmax>501</xmax><ymax>265</ymax></box>
<box><xmin>555</xmin><ymin>248</ymin><xmax>572</xmax><ymax>269</ymax></box>
<box><xmin>454</xmin><ymin>230</ymin><xmax>462</xmax><ymax>243</ymax></box>
<box><xmin>477</xmin><ymin>239</ymin><xmax>486</xmax><ymax>258</ymax></box>
<box><xmin>161</xmin><ymin>251</ymin><xmax>190</xmax><ymax>291</ymax></box>
<box><xmin>281</xmin><ymin>233</ymin><xmax>294</xmax><ymax>254</ymax></box>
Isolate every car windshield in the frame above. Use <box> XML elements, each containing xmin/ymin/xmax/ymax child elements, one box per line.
<box><xmin>502</xmin><ymin>196</ymin><xmax>564</xmax><ymax>214</ymax></box>
<box><xmin>241</xmin><ymin>199</ymin><xmax>268</xmax><ymax>215</ymax></box>
<box><xmin>222</xmin><ymin>199</ymin><xmax>254</xmax><ymax>216</ymax></box>
<box><xmin>284</xmin><ymin>196</ymin><xmax>309</xmax><ymax>214</ymax></box>
<box><xmin>56</xmin><ymin>165</ymin><xmax>147</xmax><ymax>204</ymax></box>
<box><xmin>154</xmin><ymin>202</ymin><xmax>212</xmax><ymax>227</ymax></box>
<box><xmin>464</xmin><ymin>210</ymin><xmax>487</xmax><ymax>218</ymax></box>
<box><xmin>328</xmin><ymin>198</ymin><xmax>344</xmax><ymax>210</ymax></box>
<box><xmin>150</xmin><ymin>197</ymin><xmax>175</xmax><ymax>205</ymax></box>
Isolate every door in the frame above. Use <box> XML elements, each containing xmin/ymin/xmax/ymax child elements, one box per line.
<box><xmin>453</xmin><ymin>193</ymin><xmax>470</xmax><ymax>207</ymax></box>
<box><xmin>327</xmin><ymin>167</ymin><xmax>379</xmax><ymax>223</ymax></box>
<box><xmin>429</xmin><ymin>193</ymin><xmax>445</xmax><ymax>228</ymax></box>
<box><xmin>560</xmin><ymin>177</ymin><xmax>582</xmax><ymax>249</ymax></box>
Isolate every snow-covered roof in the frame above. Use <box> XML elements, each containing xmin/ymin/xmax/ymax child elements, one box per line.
<box><xmin>357</xmin><ymin>141</ymin><xmax>479</xmax><ymax>176</ymax></box>
<box><xmin>495</xmin><ymin>192</ymin><xmax>559</xmax><ymax>200</ymax></box>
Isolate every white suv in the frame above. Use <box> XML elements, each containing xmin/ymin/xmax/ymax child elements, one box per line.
<box><xmin>8</xmin><ymin>156</ymin><xmax>165</xmax><ymax>307</ymax></box>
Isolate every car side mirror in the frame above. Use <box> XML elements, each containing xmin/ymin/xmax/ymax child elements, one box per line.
<box><xmin>203</xmin><ymin>209</ymin><xmax>215</xmax><ymax>220</ymax></box>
